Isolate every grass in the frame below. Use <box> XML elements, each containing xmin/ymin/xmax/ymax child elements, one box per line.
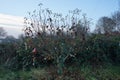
<box><xmin>0</xmin><ymin>65</ymin><xmax>120</xmax><ymax>80</ymax></box>
<box><xmin>79</xmin><ymin>64</ymin><xmax>120</xmax><ymax>80</ymax></box>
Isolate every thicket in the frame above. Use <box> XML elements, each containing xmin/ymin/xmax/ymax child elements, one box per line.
<box><xmin>0</xmin><ymin>4</ymin><xmax>120</xmax><ymax>76</ymax></box>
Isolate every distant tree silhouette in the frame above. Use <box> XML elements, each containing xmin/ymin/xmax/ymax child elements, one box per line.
<box><xmin>112</xmin><ymin>11</ymin><xmax>120</xmax><ymax>32</ymax></box>
<box><xmin>95</xmin><ymin>16</ymin><xmax>116</xmax><ymax>34</ymax></box>
<box><xmin>0</xmin><ymin>27</ymin><xmax>7</xmax><ymax>38</ymax></box>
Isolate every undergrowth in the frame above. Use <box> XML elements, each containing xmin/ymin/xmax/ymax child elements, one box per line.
<box><xmin>0</xmin><ymin>65</ymin><xmax>120</xmax><ymax>80</ymax></box>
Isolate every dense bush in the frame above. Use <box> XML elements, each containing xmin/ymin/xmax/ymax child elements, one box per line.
<box><xmin>74</xmin><ymin>34</ymin><xmax>120</xmax><ymax>66</ymax></box>
<box><xmin>0</xmin><ymin>33</ymin><xmax>119</xmax><ymax>71</ymax></box>
<box><xmin>0</xmin><ymin>42</ymin><xmax>17</xmax><ymax>65</ymax></box>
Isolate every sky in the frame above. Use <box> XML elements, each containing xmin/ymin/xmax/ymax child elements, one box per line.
<box><xmin>0</xmin><ymin>0</ymin><xmax>119</xmax><ymax>38</ymax></box>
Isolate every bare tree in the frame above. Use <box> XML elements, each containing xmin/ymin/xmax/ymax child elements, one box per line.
<box><xmin>112</xmin><ymin>11</ymin><xmax>120</xmax><ymax>32</ymax></box>
<box><xmin>94</xmin><ymin>16</ymin><xmax>116</xmax><ymax>34</ymax></box>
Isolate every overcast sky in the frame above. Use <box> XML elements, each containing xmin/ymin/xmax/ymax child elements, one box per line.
<box><xmin>0</xmin><ymin>0</ymin><xmax>119</xmax><ymax>38</ymax></box>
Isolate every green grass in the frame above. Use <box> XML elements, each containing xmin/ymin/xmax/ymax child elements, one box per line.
<box><xmin>0</xmin><ymin>65</ymin><xmax>120</xmax><ymax>80</ymax></box>
<box><xmin>0</xmin><ymin>67</ymin><xmax>50</xmax><ymax>80</ymax></box>
<box><xmin>79</xmin><ymin>65</ymin><xmax>120</xmax><ymax>80</ymax></box>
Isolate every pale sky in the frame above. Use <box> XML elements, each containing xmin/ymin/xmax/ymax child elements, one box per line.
<box><xmin>0</xmin><ymin>13</ymin><xmax>24</xmax><ymax>38</ymax></box>
<box><xmin>0</xmin><ymin>0</ymin><xmax>119</xmax><ymax>38</ymax></box>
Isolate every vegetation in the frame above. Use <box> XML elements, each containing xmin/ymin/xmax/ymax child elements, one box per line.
<box><xmin>0</xmin><ymin>3</ymin><xmax>120</xmax><ymax>80</ymax></box>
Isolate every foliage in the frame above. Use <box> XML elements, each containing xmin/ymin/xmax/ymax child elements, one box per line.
<box><xmin>22</xmin><ymin>4</ymin><xmax>91</xmax><ymax>75</ymax></box>
<box><xmin>1</xmin><ymin>3</ymin><xmax>119</xmax><ymax>73</ymax></box>
<box><xmin>0</xmin><ymin>3</ymin><xmax>120</xmax><ymax>79</ymax></box>
<box><xmin>0</xmin><ymin>42</ymin><xmax>17</xmax><ymax>65</ymax></box>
